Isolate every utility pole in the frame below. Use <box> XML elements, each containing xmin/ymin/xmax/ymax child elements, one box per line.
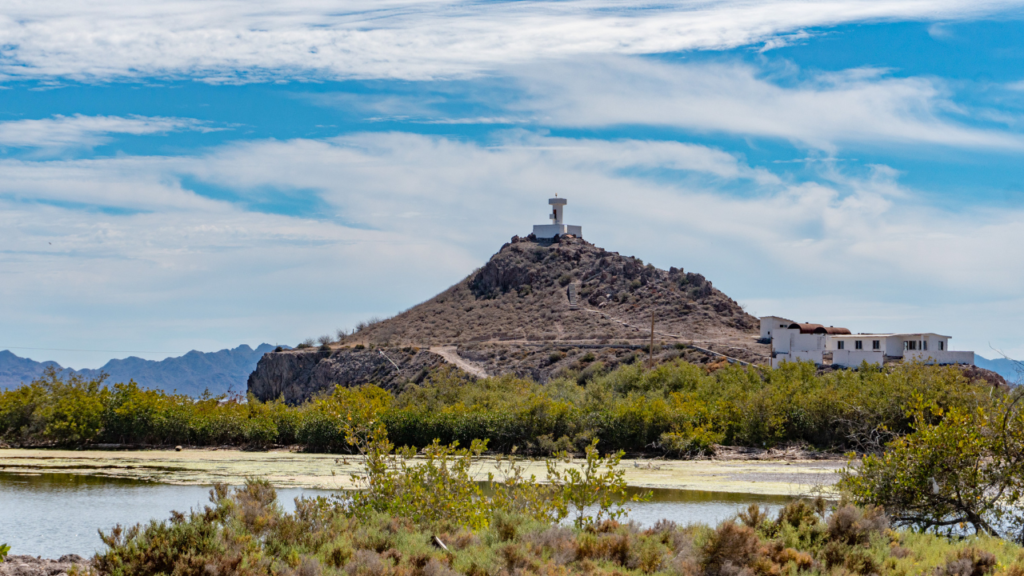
<box><xmin>648</xmin><ymin>311</ymin><xmax>655</xmax><ymax>371</ymax></box>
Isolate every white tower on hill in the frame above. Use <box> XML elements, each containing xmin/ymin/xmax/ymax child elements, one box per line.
<box><xmin>532</xmin><ymin>196</ymin><xmax>582</xmax><ymax>238</ymax></box>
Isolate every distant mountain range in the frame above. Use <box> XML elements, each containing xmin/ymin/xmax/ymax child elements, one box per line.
<box><xmin>0</xmin><ymin>344</ymin><xmax>279</xmax><ymax>397</ymax></box>
<box><xmin>975</xmin><ymin>356</ymin><xmax>1022</xmax><ymax>383</ymax></box>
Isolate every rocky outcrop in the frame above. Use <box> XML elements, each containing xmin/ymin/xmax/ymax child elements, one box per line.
<box><xmin>247</xmin><ymin>347</ymin><xmax>444</xmax><ymax>404</ymax></box>
<box><xmin>0</xmin><ymin>555</ymin><xmax>90</xmax><ymax>576</ymax></box>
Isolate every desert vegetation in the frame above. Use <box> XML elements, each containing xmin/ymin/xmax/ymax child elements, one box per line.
<box><xmin>88</xmin><ymin>430</ymin><xmax>1024</xmax><ymax>576</ymax></box>
<box><xmin>5</xmin><ymin>359</ymin><xmax>1024</xmax><ymax>572</ymax></box>
<box><xmin>0</xmin><ymin>360</ymin><xmax>1003</xmax><ymax>457</ymax></box>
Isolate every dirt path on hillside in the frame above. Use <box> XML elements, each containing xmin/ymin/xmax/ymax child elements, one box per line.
<box><xmin>429</xmin><ymin>346</ymin><xmax>490</xmax><ymax>378</ymax></box>
<box><xmin>578</xmin><ymin>307</ymin><xmax>767</xmax><ymax>364</ymax></box>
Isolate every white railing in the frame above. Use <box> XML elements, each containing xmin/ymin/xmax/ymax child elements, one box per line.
<box><xmin>903</xmin><ymin>350</ymin><xmax>974</xmax><ymax>365</ymax></box>
<box><xmin>831</xmin><ymin>350</ymin><xmax>884</xmax><ymax>368</ymax></box>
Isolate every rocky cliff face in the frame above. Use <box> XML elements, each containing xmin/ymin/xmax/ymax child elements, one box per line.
<box><xmin>247</xmin><ymin>346</ymin><xmax>444</xmax><ymax>404</ymax></box>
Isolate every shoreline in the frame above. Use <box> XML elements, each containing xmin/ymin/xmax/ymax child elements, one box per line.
<box><xmin>0</xmin><ymin>447</ymin><xmax>843</xmax><ymax>496</ymax></box>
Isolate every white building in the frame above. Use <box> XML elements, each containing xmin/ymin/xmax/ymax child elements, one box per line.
<box><xmin>759</xmin><ymin>315</ymin><xmax>795</xmax><ymax>342</ymax></box>
<box><xmin>533</xmin><ymin>196</ymin><xmax>582</xmax><ymax>239</ymax></box>
<box><xmin>762</xmin><ymin>317</ymin><xmax>974</xmax><ymax>369</ymax></box>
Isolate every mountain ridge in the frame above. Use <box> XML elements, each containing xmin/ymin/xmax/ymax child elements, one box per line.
<box><xmin>0</xmin><ymin>344</ymin><xmax>279</xmax><ymax>396</ymax></box>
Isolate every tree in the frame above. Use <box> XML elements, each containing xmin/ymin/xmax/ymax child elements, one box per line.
<box><xmin>840</xmin><ymin>393</ymin><xmax>1024</xmax><ymax>541</ymax></box>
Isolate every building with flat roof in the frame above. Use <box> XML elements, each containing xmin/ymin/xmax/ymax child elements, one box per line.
<box><xmin>761</xmin><ymin>317</ymin><xmax>974</xmax><ymax>368</ymax></box>
<box><xmin>533</xmin><ymin>196</ymin><xmax>582</xmax><ymax>238</ymax></box>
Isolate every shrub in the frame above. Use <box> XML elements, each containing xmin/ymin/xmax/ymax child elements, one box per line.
<box><xmin>0</xmin><ymin>359</ymin><xmax>1006</xmax><ymax>462</ymax></box>
<box><xmin>827</xmin><ymin>503</ymin><xmax>888</xmax><ymax>546</ymax></box>
<box><xmin>546</xmin><ymin>439</ymin><xmax>650</xmax><ymax>528</ymax></box>
<box><xmin>936</xmin><ymin>547</ymin><xmax>998</xmax><ymax>576</ymax></box>
<box><xmin>90</xmin><ymin>471</ymin><xmax>1024</xmax><ymax>576</ymax></box>
<box><xmin>701</xmin><ymin>522</ymin><xmax>760</xmax><ymax>575</ymax></box>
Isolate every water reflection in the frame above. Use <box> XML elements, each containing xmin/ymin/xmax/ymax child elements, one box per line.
<box><xmin>0</xmin><ymin>473</ymin><xmax>791</xmax><ymax>558</ymax></box>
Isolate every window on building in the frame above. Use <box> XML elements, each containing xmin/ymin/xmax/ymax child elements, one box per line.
<box><xmin>923</xmin><ymin>341</ymin><xmax>927</xmax><ymax>351</ymax></box>
<box><xmin>837</xmin><ymin>341</ymin><xmax>845</xmax><ymax>350</ymax></box>
<box><xmin>904</xmin><ymin>341</ymin><xmax>909</xmax><ymax>350</ymax></box>
<box><xmin>855</xmin><ymin>340</ymin><xmax>863</xmax><ymax>350</ymax></box>
<box><xmin>939</xmin><ymin>341</ymin><xmax>944</xmax><ymax>351</ymax></box>
<box><xmin>872</xmin><ymin>340</ymin><xmax>880</xmax><ymax>350</ymax></box>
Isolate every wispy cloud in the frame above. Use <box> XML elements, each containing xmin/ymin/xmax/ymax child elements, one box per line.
<box><xmin>1</xmin><ymin>0</ymin><xmax>1022</xmax><ymax>82</ymax></box>
<box><xmin>0</xmin><ymin>114</ymin><xmax>213</xmax><ymax>151</ymax></box>
<box><xmin>515</xmin><ymin>58</ymin><xmax>1024</xmax><ymax>152</ymax></box>
<box><xmin>3</xmin><ymin>132</ymin><xmax>1022</xmax><ymax>361</ymax></box>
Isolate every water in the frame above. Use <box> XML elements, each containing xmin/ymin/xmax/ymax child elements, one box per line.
<box><xmin>0</xmin><ymin>473</ymin><xmax>791</xmax><ymax>558</ymax></box>
<box><xmin>0</xmin><ymin>473</ymin><xmax>335</xmax><ymax>558</ymax></box>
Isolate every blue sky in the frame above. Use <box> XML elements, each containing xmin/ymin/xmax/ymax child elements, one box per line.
<box><xmin>1</xmin><ymin>0</ymin><xmax>1023</xmax><ymax>368</ymax></box>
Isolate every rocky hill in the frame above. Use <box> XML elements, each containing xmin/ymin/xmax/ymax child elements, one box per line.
<box><xmin>350</xmin><ymin>234</ymin><xmax>761</xmax><ymax>351</ymax></box>
<box><xmin>249</xmin><ymin>235</ymin><xmax>768</xmax><ymax>403</ymax></box>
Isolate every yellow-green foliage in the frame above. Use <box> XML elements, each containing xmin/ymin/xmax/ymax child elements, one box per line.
<box><xmin>841</xmin><ymin>393</ymin><xmax>1024</xmax><ymax>541</ymax></box>
<box><xmin>0</xmin><ymin>360</ymin><xmax>997</xmax><ymax>455</ymax></box>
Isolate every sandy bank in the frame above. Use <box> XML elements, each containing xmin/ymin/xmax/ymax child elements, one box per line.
<box><xmin>0</xmin><ymin>448</ymin><xmax>843</xmax><ymax>497</ymax></box>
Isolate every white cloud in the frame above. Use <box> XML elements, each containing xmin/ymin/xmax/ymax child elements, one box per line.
<box><xmin>2</xmin><ymin>131</ymin><xmax>1022</xmax><ymax>365</ymax></box>
<box><xmin>515</xmin><ymin>58</ymin><xmax>1024</xmax><ymax>151</ymax></box>
<box><xmin>1</xmin><ymin>0</ymin><xmax>1022</xmax><ymax>82</ymax></box>
<box><xmin>0</xmin><ymin>114</ymin><xmax>211</xmax><ymax>151</ymax></box>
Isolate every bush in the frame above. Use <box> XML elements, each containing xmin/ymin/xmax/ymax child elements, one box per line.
<box><xmin>91</xmin><ymin>473</ymin><xmax>1024</xmax><ymax>576</ymax></box>
<box><xmin>0</xmin><ymin>359</ymin><xmax>1004</xmax><ymax>462</ymax></box>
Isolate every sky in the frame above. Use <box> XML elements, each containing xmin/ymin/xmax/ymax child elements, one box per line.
<box><xmin>1</xmin><ymin>0</ymin><xmax>1024</xmax><ymax>368</ymax></box>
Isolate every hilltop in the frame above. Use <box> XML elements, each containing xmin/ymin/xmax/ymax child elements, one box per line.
<box><xmin>348</xmin><ymin>234</ymin><xmax>761</xmax><ymax>354</ymax></box>
<box><xmin>250</xmin><ymin>235</ymin><xmax>767</xmax><ymax>403</ymax></box>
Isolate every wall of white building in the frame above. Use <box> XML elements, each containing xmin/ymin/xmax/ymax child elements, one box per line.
<box><xmin>759</xmin><ymin>316</ymin><xmax>793</xmax><ymax>341</ymax></box>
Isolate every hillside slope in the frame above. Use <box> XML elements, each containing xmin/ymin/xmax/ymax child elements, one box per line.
<box><xmin>250</xmin><ymin>235</ymin><xmax>765</xmax><ymax>403</ymax></box>
<box><xmin>349</xmin><ymin>234</ymin><xmax>762</xmax><ymax>355</ymax></box>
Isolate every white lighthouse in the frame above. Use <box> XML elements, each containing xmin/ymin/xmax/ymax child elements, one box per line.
<box><xmin>532</xmin><ymin>196</ymin><xmax>582</xmax><ymax>239</ymax></box>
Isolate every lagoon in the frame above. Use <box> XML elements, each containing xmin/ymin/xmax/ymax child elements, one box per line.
<box><xmin>1</xmin><ymin>472</ymin><xmax>793</xmax><ymax>558</ymax></box>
